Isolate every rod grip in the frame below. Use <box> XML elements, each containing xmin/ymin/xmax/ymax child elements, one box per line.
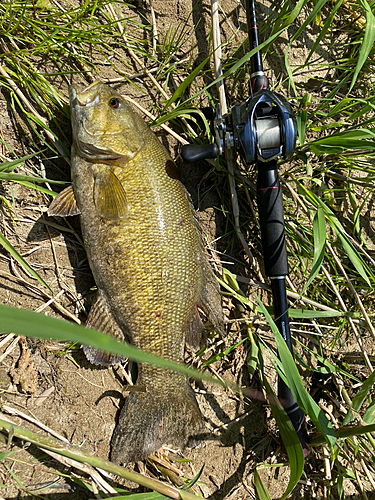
<box><xmin>257</xmin><ymin>160</ymin><xmax>288</xmax><ymax>277</ymax></box>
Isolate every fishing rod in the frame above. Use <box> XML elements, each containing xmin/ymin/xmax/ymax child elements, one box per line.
<box><xmin>181</xmin><ymin>0</ymin><xmax>309</xmax><ymax>454</ymax></box>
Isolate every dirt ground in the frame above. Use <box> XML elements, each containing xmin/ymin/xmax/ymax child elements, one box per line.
<box><xmin>0</xmin><ymin>0</ymin><xmax>371</xmax><ymax>499</ymax></box>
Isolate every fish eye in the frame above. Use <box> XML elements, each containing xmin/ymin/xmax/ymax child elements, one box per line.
<box><xmin>109</xmin><ymin>97</ymin><xmax>121</xmax><ymax>109</ymax></box>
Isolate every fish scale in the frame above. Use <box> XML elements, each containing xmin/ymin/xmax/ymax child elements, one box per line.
<box><xmin>48</xmin><ymin>81</ymin><xmax>223</xmax><ymax>463</ymax></box>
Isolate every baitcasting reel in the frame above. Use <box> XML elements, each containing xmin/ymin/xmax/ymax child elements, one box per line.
<box><xmin>181</xmin><ymin>88</ymin><xmax>298</xmax><ymax>166</ymax></box>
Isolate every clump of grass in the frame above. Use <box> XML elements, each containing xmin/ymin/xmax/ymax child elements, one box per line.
<box><xmin>0</xmin><ymin>0</ymin><xmax>375</xmax><ymax>498</ymax></box>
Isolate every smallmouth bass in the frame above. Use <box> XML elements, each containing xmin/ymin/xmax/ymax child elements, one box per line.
<box><xmin>48</xmin><ymin>81</ymin><xmax>223</xmax><ymax>463</ymax></box>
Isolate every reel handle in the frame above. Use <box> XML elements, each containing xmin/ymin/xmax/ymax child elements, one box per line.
<box><xmin>181</xmin><ymin>143</ymin><xmax>219</xmax><ymax>163</ymax></box>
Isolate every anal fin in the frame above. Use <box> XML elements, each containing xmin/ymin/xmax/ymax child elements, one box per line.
<box><xmin>186</xmin><ymin>307</ymin><xmax>206</xmax><ymax>350</ymax></box>
<box><xmin>186</xmin><ymin>259</ymin><xmax>224</xmax><ymax>350</ymax></box>
<box><xmin>198</xmin><ymin>264</ymin><xmax>224</xmax><ymax>336</ymax></box>
<box><xmin>199</xmin><ymin>275</ymin><xmax>224</xmax><ymax>336</ymax></box>
<box><xmin>47</xmin><ymin>185</ymin><xmax>80</xmax><ymax>217</ymax></box>
<box><xmin>84</xmin><ymin>291</ymin><xmax>126</xmax><ymax>366</ymax></box>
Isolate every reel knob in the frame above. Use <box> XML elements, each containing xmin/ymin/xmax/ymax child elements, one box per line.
<box><xmin>181</xmin><ymin>143</ymin><xmax>219</xmax><ymax>163</ymax></box>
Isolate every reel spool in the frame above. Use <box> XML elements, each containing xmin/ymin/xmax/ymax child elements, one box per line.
<box><xmin>238</xmin><ymin>89</ymin><xmax>297</xmax><ymax>164</ymax></box>
<box><xmin>255</xmin><ymin>117</ymin><xmax>281</xmax><ymax>157</ymax></box>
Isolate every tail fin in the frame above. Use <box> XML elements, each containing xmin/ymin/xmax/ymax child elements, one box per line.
<box><xmin>111</xmin><ymin>384</ymin><xmax>203</xmax><ymax>464</ymax></box>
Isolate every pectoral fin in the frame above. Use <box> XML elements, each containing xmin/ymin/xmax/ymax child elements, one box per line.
<box><xmin>93</xmin><ymin>169</ymin><xmax>128</xmax><ymax>221</ymax></box>
<box><xmin>47</xmin><ymin>185</ymin><xmax>80</xmax><ymax>217</ymax></box>
<box><xmin>84</xmin><ymin>291</ymin><xmax>126</xmax><ymax>366</ymax></box>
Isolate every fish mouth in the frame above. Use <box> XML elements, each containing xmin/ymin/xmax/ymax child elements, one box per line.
<box><xmin>69</xmin><ymin>81</ymin><xmax>103</xmax><ymax>108</ymax></box>
<box><xmin>77</xmin><ymin>81</ymin><xmax>103</xmax><ymax>107</ymax></box>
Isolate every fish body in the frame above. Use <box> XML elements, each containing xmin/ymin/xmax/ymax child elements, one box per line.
<box><xmin>48</xmin><ymin>81</ymin><xmax>222</xmax><ymax>463</ymax></box>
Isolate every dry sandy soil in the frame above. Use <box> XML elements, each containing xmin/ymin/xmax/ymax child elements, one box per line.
<box><xmin>0</xmin><ymin>0</ymin><xmax>371</xmax><ymax>499</ymax></box>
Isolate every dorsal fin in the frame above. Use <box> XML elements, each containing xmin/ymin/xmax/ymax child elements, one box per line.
<box><xmin>47</xmin><ymin>185</ymin><xmax>80</xmax><ymax>217</ymax></box>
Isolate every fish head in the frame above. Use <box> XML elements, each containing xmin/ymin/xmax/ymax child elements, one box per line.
<box><xmin>69</xmin><ymin>81</ymin><xmax>143</xmax><ymax>163</ymax></box>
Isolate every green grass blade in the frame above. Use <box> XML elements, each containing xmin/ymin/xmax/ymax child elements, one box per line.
<box><xmin>288</xmin><ymin>309</ymin><xmax>344</xmax><ymax>319</ymax></box>
<box><xmin>348</xmin><ymin>183</ymin><xmax>369</xmax><ymax>245</ymax></box>
<box><xmin>253</xmin><ymin>468</ymin><xmax>272</xmax><ymax>500</ymax></box>
<box><xmin>109</xmin><ymin>494</ymin><xmax>168</xmax><ymax>499</ymax></box>
<box><xmin>296</xmin><ymin>93</ymin><xmax>312</xmax><ymax>145</ymax></box>
<box><xmin>349</xmin><ymin>0</ymin><xmax>375</xmax><ymax>91</ymax></box>
<box><xmin>309</xmin><ymin>129</ymin><xmax>375</xmax><ymax>155</ymax></box>
<box><xmin>363</xmin><ymin>400</ymin><xmax>375</xmax><ymax>424</ymax></box>
<box><xmin>170</xmin><ymin>25</ymin><xmax>288</xmax><ymax>109</ymax></box>
<box><xmin>0</xmin><ymin>304</ymin><xmax>232</xmax><ymax>391</ymax></box>
<box><xmin>297</xmin><ymin>182</ymin><xmax>373</xmax><ymax>285</ymax></box>
<box><xmin>181</xmin><ymin>465</ymin><xmax>204</xmax><ymax>490</ymax></box>
<box><xmin>342</xmin><ymin>370</ymin><xmax>375</xmax><ymax>425</ymax></box>
<box><xmin>334</xmin><ymin>231</ymin><xmax>371</xmax><ymax>286</ymax></box>
<box><xmin>283</xmin><ymin>0</ymin><xmax>307</xmax><ymax>27</ymax></box>
<box><xmin>0</xmin><ymin>173</ymin><xmax>66</xmax><ymax>184</ymax></box>
<box><xmin>218</xmin><ymin>274</ymin><xmax>258</xmax><ymax>312</ymax></box>
<box><xmin>247</xmin><ymin>330</ymin><xmax>259</xmax><ymax>377</ymax></box>
<box><xmin>0</xmin><ymin>152</ymin><xmax>42</xmax><ymax>172</ymax></box>
<box><xmin>301</xmin><ymin>206</ymin><xmax>326</xmax><ymax>293</ymax></box>
<box><xmin>202</xmin><ymin>338</ymin><xmax>246</xmax><ymax>366</ymax></box>
<box><xmin>294</xmin><ymin>340</ymin><xmax>360</xmax><ymax>382</ymax></box>
<box><xmin>0</xmin><ymin>233</ymin><xmax>51</xmax><ymax>291</ymax></box>
<box><xmin>309</xmin><ymin>423</ymin><xmax>375</xmax><ymax>446</ymax></box>
<box><xmin>351</xmin><ymin>370</ymin><xmax>375</xmax><ymax>413</ymax></box>
<box><xmin>305</xmin><ymin>0</ymin><xmax>344</xmax><ymax>64</ymax></box>
<box><xmin>268</xmin><ymin>0</ymin><xmax>307</xmax><ymax>42</ymax></box>
<box><xmin>284</xmin><ymin>0</ymin><xmax>329</xmax><ymax>95</ymax></box>
<box><xmin>264</xmin><ymin>379</ymin><xmax>305</xmax><ymax>499</ymax></box>
<box><xmin>10</xmin><ymin>180</ymin><xmax>58</xmax><ymax>196</ymax></box>
<box><xmin>163</xmin><ymin>56</ymin><xmax>210</xmax><ymax>111</ymax></box>
<box><xmin>256</xmin><ymin>296</ymin><xmax>337</xmax><ymax>448</ymax></box>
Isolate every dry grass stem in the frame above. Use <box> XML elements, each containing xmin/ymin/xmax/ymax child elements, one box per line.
<box><xmin>105</xmin><ymin>3</ymin><xmax>170</xmax><ymax>101</ymax></box>
<box><xmin>0</xmin><ymin>336</ymin><xmax>20</xmax><ymax>364</ymax></box>
<box><xmin>0</xmin><ymin>416</ymin><xmax>200</xmax><ymax>499</ymax></box>
<box><xmin>326</xmin><ymin>240</ymin><xmax>375</xmax><ymax>341</ymax></box>
<box><xmin>45</xmin><ymin>449</ymin><xmax>118</xmax><ymax>495</ymax></box>
<box><xmin>124</xmin><ymin>96</ymin><xmax>188</xmax><ymax>145</ymax></box>
<box><xmin>0</xmin><ymin>269</ymin><xmax>80</xmax><ymax>323</ymax></box>
<box><xmin>2</xmin><ymin>404</ymin><xmax>69</xmax><ymax>444</ymax></box>
<box><xmin>148</xmin><ymin>0</ymin><xmax>158</xmax><ymax>57</ymax></box>
<box><xmin>211</xmin><ymin>0</ymin><xmax>227</xmax><ymax>116</ymax></box>
<box><xmin>0</xmin><ymin>334</ymin><xmax>15</xmax><ymax>350</ymax></box>
<box><xmin>34</xmin><ymin>289</ymin><xmax>65</xmax><ymax>314</ymax></box>
<box><xmin>287</xmin><ymin>181</ymin><xmax>374</xmax><ymax>368</ymax></box>
<box><xmin>104</xmin><ymin>2</ymin><xmax>197</xmax><ymax>138</ymax></box>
